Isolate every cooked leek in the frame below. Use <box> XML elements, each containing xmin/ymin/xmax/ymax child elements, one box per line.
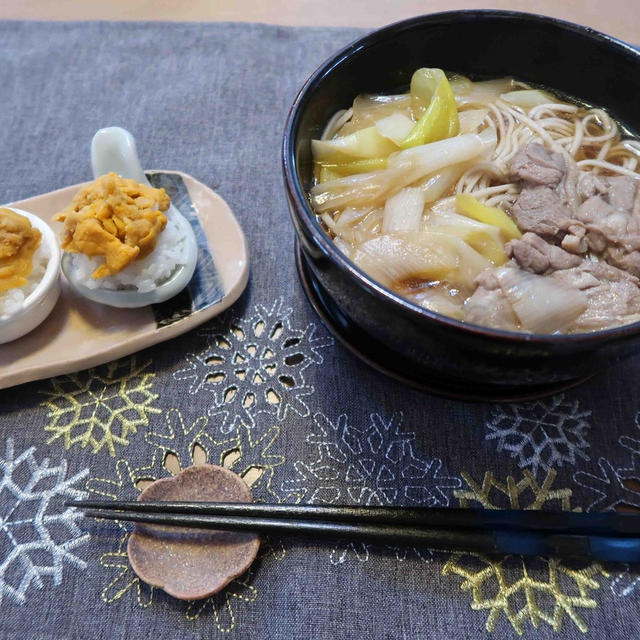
<box><xmin>401</xmin><ymin>68</ymin><xmax>459</xmax><ymax>148</ymax></box>
<box><xmin>339</xmin><ymin>94</ymin><xmax>413</xmax><ymax>136</ymax></box>
<box><xmin>353</xmin><ymin>232</ymin><xmax>491</xmax><ymax>291</ymax></box>
<box><xmin>353</xmin><ymin>233</ymin><xmax>456</xmax><ymax>287</ymax></box>
<box><xmin>496</xmin><ymin>267</ymin><xmax>587</xmax><ymax>333</ymax></box>
<box><xmin>453</xmin><ymin>78</ymin><xmax>515</xmax><ymax>106</ymax></box>
<box><xmin>376</xmin><ymin>112</ymin><xmax>415</xmax><ymax>145</ymax></box>
<box><xmin>501</xmin><ymin>90</ymin><xmax>557</xmax><ymax>109</ymax></box>
<box><xmin>458</xmin><ymin>108</ymin><xmax>489</xmax><ymax>134</ymax></box>
<box><xmin>319</xmin><ymin>157</ymin><xmax>388</xmax><ymax>176</ymax></box>
<box><xmin>456</xmin><ymin>193</ymin><xmax>522</xmax><ymax>240</ymax></box>
<box><xmin>317</xmin><ymin>165</ymin><xmax>342</xmax><ymax>184</ymax></box>
<box><xmin>382</xmin><ymin>188</ymin><xmax>424</xmax><ymax>233</ymax></box>
<box><xmin>312</xmin><ymin>126</ymin><xmax>399</xmax><ymax>162</ymax></box>
<box><xmin>418</xmin><ymin>163</ymin><xmax>471</xmax><ymax>203</ymax></box>
<box><xmin>311</xmin><ymin>132</ymin><xmax>492</xmax><ymax>212</ymax></box>
<box><xmin>425</xmin><ymin>210</ymin><xmax>507</xmax><ymax>265</ymax></box>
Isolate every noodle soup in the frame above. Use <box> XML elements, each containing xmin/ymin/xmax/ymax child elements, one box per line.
<box><xmin>310</xmin><ymin>70</ymin><xmax>640</xmax><ymax>334</ymax></box>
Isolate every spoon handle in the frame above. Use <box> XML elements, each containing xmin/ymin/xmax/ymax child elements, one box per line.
<box><xmin>91</xmin><ymin>126</ymin><xmax>149</xmax><ymax>185</ymax></box>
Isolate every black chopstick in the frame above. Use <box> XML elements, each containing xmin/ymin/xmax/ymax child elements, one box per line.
<box><xmin>67</xmin><ymin>500</ymin><xmax>640</xmax><ymax>536</ymax></box>
<box><xmin>79</xmin><ymin>507</ymin><xmax>640</xmax><ymax>563</ymax></box>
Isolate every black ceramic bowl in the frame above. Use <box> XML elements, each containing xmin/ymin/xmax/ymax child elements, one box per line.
<box><xmin>283</xmin><ymin>10</ymin><xmax>640</xmax><ymax>400</ymax></box>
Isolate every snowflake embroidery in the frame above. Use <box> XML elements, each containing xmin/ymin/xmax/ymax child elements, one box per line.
<box><xmin>573</xmin><ymin>411</ymin><xmax>640</xmax><ymax>513</ymax></box>
<box><xmin>184</xmin><ymin>573</ymin><xmax>258</xmax><ymax>631</ymax></box>
<box><xmin>443</xmin><ymin>469</ymin><xmax>605</xmax><ymax>635</ymax></box>
<box><xmin>172</xmin><ymin>299</ymin><xmax>332</xmax><ymax>432</ymax></box>
<box><xmin>40</xmin><ymin>357</ymin><xmax>161</xmax><ymax>456</ymax></box>
<box><xmin>618</xmin><ymin>414</ymin><xmax>640</xmax><ymax>483</ymax></box>
<box><xmin>486</xmin><ymin>395</ymin><xmax>591</xmax><ymax>474</ymax></box>
<box><xmin>573</xmin><ymin>458</ymin><xmax>640</xmax><ymax>512</ymax></box>
<box><xmin>87</xmin><ymin>408</ymin><xmax>286</xmax><ymax>632</ymax></box>
<box><xmin>184</xmin><ymin>539</ymin><xmax>285</xmax><ymax>631</ymax></box>
<box><xmin>282</xmin><ymin>411</ymin><xmax>460</xmax><ymax>506</ymax></box>
<box><xmin>329</xmin><ymin>541</ymin><xmax>433</xmax><ymax>566</ymax></box>
<box><xmin>142</xmin><ymin>408</ymin><xmax>285</xmax><ymax>501</ymax></box>
<box><xmin>87</xmin><ymin>459</ymin><xmax>156</xmax><ymax>608</ymax></box>
<box><xmin>0</xmin><ymin>438</ymin><xmax>89</xmax><ymax>605</ymax></box>
<box><xmin>611</xmin><ymin>568</ymin><xmax>640</xmax><ymax>598</ymax></box>
<box><xmin>329</xmin><ymin>542</ymin><xmax>372</xmax><ymax>565</ymax></box>
<box><xmin>572</xmin><ymin>414</ymin><xmax>640</xmax><ymax>598</ymax></box>
<box><xmin>282</xmin><ymin>411</ymin><xmax>459</xmax><ymax>566</ymax></box>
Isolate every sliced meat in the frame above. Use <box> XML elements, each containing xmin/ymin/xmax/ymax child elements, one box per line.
<box><xmin>509</xmin><ymin>143</ymin><xmax>579</xmax><ymax>240</ymax></box>
<box><xmin>578</xmin><ymin>196</ymin><xmax>629</xmax><ymax>248</ymax></box>
<box><xmin>559</xmin><ymin>151</ymin><xmax>580</xmax><ymax>212</ymax></box>
<box><xmin>610</xmin><ymin>177</ymin><xmax>638</xmax><ymax>211</ymax></box>
<box><xmin>579</xmin><ymin>173</ymin><xmax>637</xmax><ymax>211</ymax></box>
<box><xmin>465</xmin><ymin>257</ymin><xmax>640</xmax><ymax>334</ymax></box>
<box><xmin>509</xmin><ymin>144</ymin><xmax>640</xmax><ymax>279</ymax></box>
<box><xmin>463</xmin><ymin>142</ymin><xmax>640</xmax><ymax>333</ymax></box>
<box><xmin>560</xmin><ymin>222</ymin><xmax>588</xmax><ymax>253</ymax></box>
<box><xmin>578</xmin><ymin>173</ymin><xmax>608</xmax><ymax>199</ymax></box>
<box><xmin>604</xmin><ymin>247</ymin><xmax>640</xmax><ymax>276</ymax></box>
<box><xmin>510</xmin><ymin>186</ymin><xmax>574</xmax><ymax>239</ymax></box>
<box><xmin>551</xmin><ymin>261</ymin><xmax>640</xmax><ymax>331</ymax></box>
<box><xmin>510</xmin><ymin>143</ymin><xmax>565</xmax><ymax>187</ymax></box>
<box><xmin>465</xmin><ymin>264</ymin><xmax>588</xmax><ymax>333</ymax></box>
<box><xmin>464</xmin><ymin>269</ymin><xmax>519</xmax><ymax>331</ymax></box>
<box><xmin>574</xmin><ymin>175</ymin><xmax>640</xmax><ymax>275</ymax></box>
<box><xmin>507</xmin><ymin>232</ymin><xmax>582</xmax><ymax>274</ymax></box>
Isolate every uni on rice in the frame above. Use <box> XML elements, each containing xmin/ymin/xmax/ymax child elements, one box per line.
<box><xmin>54</xmin><ymin>173</ymin><xmax>189</xmax><ymax>293</ymax></box>
<box><xmin>0</xmin><ymin>208</ymin><xmax>47</xmax><ymax>318</ymax></box>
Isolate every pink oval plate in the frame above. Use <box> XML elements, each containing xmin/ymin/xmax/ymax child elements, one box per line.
<box><xmin>0</xmin><ymin>171</ymin><xmax>248</xmax><ymax>389</ymax></box>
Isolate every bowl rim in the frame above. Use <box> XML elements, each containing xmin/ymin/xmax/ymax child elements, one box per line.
<box><xmin>0</xmin><ymin>206</ymin><xmax>61</xmax><ymax>327</ymax></box>
<box><xmin>283</xmin><ymin>9</ymin><xmax>640</xmax><ymax>345</ymax></box>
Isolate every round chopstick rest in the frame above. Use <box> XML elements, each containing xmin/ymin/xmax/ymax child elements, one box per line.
<box><xmin>127</xmin><ymin>465</ymin><xmax>260</xmax><ymax>600</ymax></box>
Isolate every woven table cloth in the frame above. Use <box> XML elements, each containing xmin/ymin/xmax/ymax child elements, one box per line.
<box><xmin>1</xmin><ymin>20</ymin><xmax>639</xmax><ymax>639</ymax></box>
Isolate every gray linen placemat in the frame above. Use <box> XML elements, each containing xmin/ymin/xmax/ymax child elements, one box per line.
<box><xmin>1</xmin><ymin>20</ymin><xmax>639</xmax><ymax>640</ymax></box>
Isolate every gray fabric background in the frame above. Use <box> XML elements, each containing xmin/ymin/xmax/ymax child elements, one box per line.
<box><xmin>1</xmin><ymin>20</ymin><xmax>640</xmax><ymax>640</ymax></box>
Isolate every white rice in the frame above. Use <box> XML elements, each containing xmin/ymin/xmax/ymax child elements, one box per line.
<box><xmin>0</xmin><ymin>242</ymin><xmax>50</xmax><ymax>318</ymax></box>
<box><xmin>70</xmin><ymin>210</ymin><xmax>188</xmax><ymax>293</ymax></box>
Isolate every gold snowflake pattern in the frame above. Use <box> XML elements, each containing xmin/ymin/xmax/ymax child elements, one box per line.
<box><xmin>185</xmin><ymin>573</ymin><xmax>258</xmax><ymax>631</ymax></box>
<box><xmin>41</xmin><ymin>358</ymin><xmax>160</xmax><ymax>457</ymax></box>
<box><xmin>442</xmin><ymin>469</ymin><xmax>606</xmax><ymax>635</ymax></box>
<box><xmin>184</xmin><ymin>539</ymin><xmax>286</xmax><ymax>631</ymax></box>
<box><xmin>86</xmin><ymin>458</ymin><xmax>155</xmax><ymax>607</ymax></box>
<box><xmin>86</xmin><ymin>409</ymin><xmax>285</xmax><ymax>634</ymax></box>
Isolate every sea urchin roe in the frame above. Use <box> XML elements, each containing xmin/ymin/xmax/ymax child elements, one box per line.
<box><xmin>54</xmin><ymin>172</ymin><xmax>169</xmax><ymax>278</ymax></box>
<box><xmin>0</xmin><ymin>208</ymin><xmax>42</xmax><ymax>293</ymax></box>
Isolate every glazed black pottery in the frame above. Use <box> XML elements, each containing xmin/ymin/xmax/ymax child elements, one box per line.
<box><xmin>283</xmin><ymin>10</ymin><xmax>640</xmax><ymax>396</ymax></box>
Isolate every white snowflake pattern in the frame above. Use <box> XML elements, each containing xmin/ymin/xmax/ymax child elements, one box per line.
<box><xmin>282</xmin><ymin>411</ymin><xmax>460</xmax><ymax>565</ymax></box>
<box><xmin>173</xmin><ymin>299</ymin><xmax>332</xmax><ymax>432</ymax></box>
<box><xmin>486</xmin><ymin>394</ymin><xmax>591</xmax><ymax>474</ymax></box>
<box><xmin>573</xmin><ymin>458</ymin><xmax>640</xmax><ymax>512</ymax></box>
<box><xmin>329</xmin><ymin>541</ymin><xmax>433</xmax><ymax>566</ymax></box>
<box><xmin>573</xmin><ymin>411</ymin><xmax>640</xmax><ymax>512</ymax></box>
<box><xmin>573</xmin><ymin>413</ymin><xmax>640</xmax><ymax>598</ymax></box>
<box><xmin>283</xmin><ymin>411</ymin><xmax>460</xmax><ymax>506</ymax></box>
<box><xmin>618</xmin><ymin>415</ymin><xmax>640</xmax><ymax>483</ymax></box>
<box><xmin>329</xmin><ymin>542</ymin><xmax>372</xmax><ymax>565</ymax></box>
<box><xmin>611</xmin><ymin>568</ymin><xmax>640</xmax><ymax>598</ymax></box>
<box><xmin>0</xmin><ymin>438</ymin><xmax>89</xmax><ymax>605</ymax></box>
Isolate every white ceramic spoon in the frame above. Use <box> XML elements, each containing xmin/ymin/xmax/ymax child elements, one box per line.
<box><xmin>61</xmin><ymin>127</ymin><xmax>198</xmax><ymax>308</ymax></box>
